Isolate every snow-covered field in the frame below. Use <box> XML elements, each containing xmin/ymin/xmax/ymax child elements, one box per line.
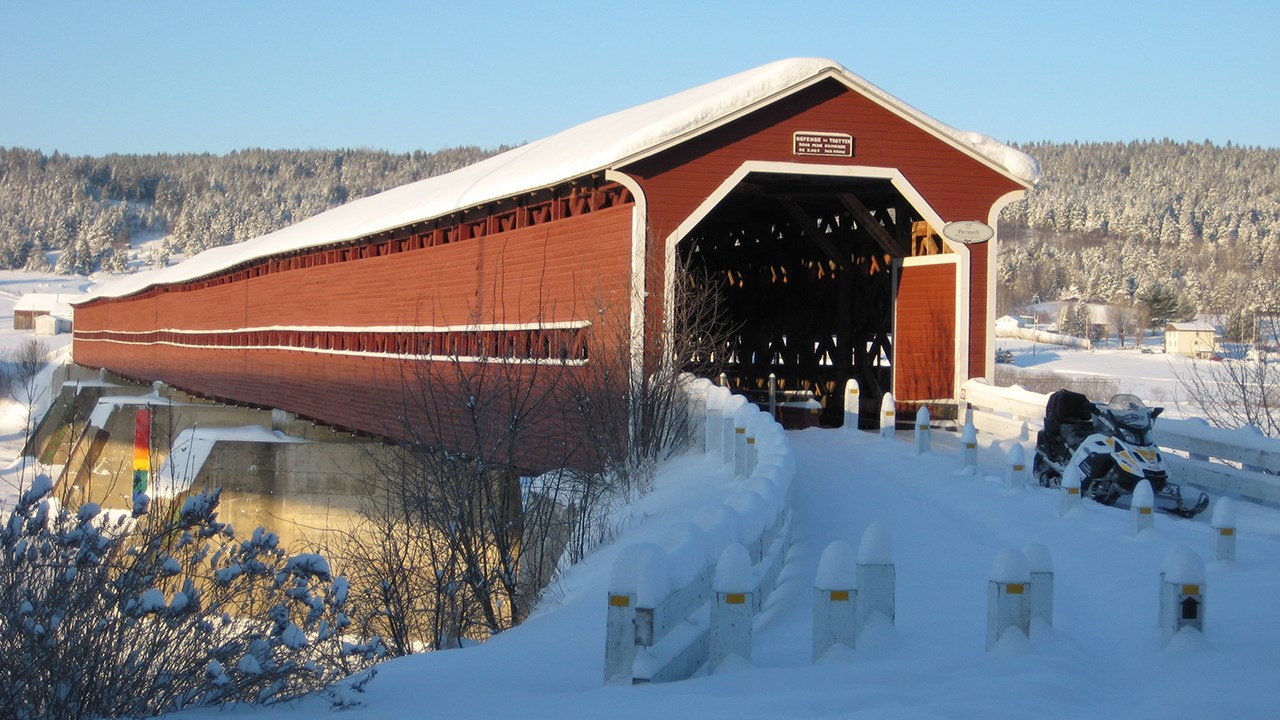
<box><xmin>0</xmin><ymin>288</ymin><xmax>1276</xmax><ymax>718</ymax></box>
<box><xmin>995</xmin><ymin>336</ymin><xmax>1204</xmax><ymax>417</ymax></box>
<box><xmin>0</xmin><ymin>271</ymin><xmax>84</xmax><ymax>508</ymax></box>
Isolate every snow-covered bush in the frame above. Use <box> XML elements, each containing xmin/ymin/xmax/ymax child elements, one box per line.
<box><xmin>0</xmin><ymin>480</ymin><xmax>383</xmax><ymax>719</ymax></box>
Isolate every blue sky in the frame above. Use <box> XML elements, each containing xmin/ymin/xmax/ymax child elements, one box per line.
<box><xmin>2</xmin><ymin>0</ymin><xmax>1276</xmax><ymax>156</ymax></box>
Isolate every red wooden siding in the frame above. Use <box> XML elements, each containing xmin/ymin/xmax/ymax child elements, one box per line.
<box><xmin>894</xmin><ymin>262</ymin><xmax>957</xmax><ymax>402</ymax></box>
<box><xmin>74</xmin><ymin>205</ymin><xmax>635</xmax><ymax>449</ymax></box>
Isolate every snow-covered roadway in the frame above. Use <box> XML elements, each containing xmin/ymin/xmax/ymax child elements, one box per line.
<box><xmin>177</xmin><ymin>426</ymin><xmax>1280</xmax><ymax>720</ymax></box>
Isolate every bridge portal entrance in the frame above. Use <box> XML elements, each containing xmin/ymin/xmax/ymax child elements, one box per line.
<box><xmin>676</xmin><ymin>170</ymin><xmax>953</xmax><ymax>426</ymax></box>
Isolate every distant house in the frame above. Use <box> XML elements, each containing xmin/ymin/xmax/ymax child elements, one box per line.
<box><xmin>995</xmin><ymin>315</ymin><xmax>1023</xmax><ymax>333</ymax></box>
<box><xmin>34</xmin><ymin>314</ymin><xmax>72</xmax><ymax>336</ymax></box>
<box><xmin>1164</xmin><ymin>322</ymin><xmax>1217</xmax><ymax>358</ymax></box>
<box><xmin>13</xmin><ymin>293</ymin><xmax>75</xmax><ymax>331</ymax></box>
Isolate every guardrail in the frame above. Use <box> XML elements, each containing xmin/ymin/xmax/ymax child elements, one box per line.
<box><xmin>605</xmin><ymin>377</ymin><xmax>794</xmax><ymax>684</ymax></box>
<box><xmin>959</xmin><ymin>378</ymin><xmax>1280</xmax><ymax>505</ymax></box>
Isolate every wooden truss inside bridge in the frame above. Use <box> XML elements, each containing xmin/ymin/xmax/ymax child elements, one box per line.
<box><xmin>678</xmin><ymin>173</ymin><xmax>948</xmax><ymax>425</ymax></box>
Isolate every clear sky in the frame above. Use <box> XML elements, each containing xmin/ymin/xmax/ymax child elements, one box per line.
<box><xmin>2</xmin><ymin>0</ymin><xmax>1276</xmax><ymax>156</ymax></box>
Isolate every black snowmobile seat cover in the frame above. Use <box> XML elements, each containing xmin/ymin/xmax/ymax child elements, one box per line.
<box><xmin>1044</xmin><ymin>389</ymin><xmax>1093</xmax><ymax>436</ymax></box>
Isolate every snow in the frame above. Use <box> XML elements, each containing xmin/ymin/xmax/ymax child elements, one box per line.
<box><xmin>660</xmin><ymin>523</ymin><xmax>712</xmax><ymax>588</ymax></box>
<box><xmin>1133</xmin><ymin>479</ymin><xmax>1155</xmax><ymax>508</ymax></box>
<box><xmin>153</xmin><ymin>425</ymin><xmax>309</xmax><ymax>498</ymax></box>
<box><xmin>712</xmin><ymin>544</ymin><xmax>754</xmax><ymax>594</ymax></box>
<box><xmin>78</xmin><ymin>58</ymin><xmax>1036</xmax><ymax>304</ymax></box>
<box><xmin>856</xmin><ymin>521</ymin><xmax>893</xmax><ymax>565</ymax></box>
<box><xmin>12</xmin><ymin>292</ymin><xmax>76</xmax><ymax>318</ymax></box>
<box><xmin>137</xmin><ymin>588</ymin><xmax>167</xmax><ymax>613</ymax></box>
<box><xmin>1212</xmin><ymin>497</ymin><xmax>1237</xmax><ymax>529</ymax></box>
<box><xmin>989</xmin><ymin>549</ymin><xmax>1031</xmax><ymax>584</ymax></box>
<box><xmin>1162</xmin><ymin>546</ymin><xmax>1206</xmax><ymax>585</ymax></box>
<box><xmin>160</xmin><ymin>415</ymin><xmax>1280</xmax><ymax>720</ymax></box>
<box><xmin>1022</xmin><ymin>543</ymin><xmax>1053</xmax><ymax>574</ymax></box>
<box><xmin>814</xmin><ymin>540</ymin><xmax>856</xmax><ymax>590</ymax></box>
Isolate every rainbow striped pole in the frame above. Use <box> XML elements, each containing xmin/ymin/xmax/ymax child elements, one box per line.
<box><xmin>132</xmin><ymin>408</ymin><xmax>151</xmax><ymax>495</ymax></box>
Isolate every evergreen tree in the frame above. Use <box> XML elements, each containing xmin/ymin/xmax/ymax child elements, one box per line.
<box><xmin>1140</xmin><ymin>284</ymin><xmax>1180</xmax><ymax>328</ymax></box>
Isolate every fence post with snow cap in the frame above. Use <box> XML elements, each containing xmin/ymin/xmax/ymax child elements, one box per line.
<box><xmin>686</xmin><ymin>377</ymin><xmax>711</xmax><ymax>451</ymax></box>
<box><xmin>710</xmin><ymin>544</ymin><xmax>755</xmax><ymax>671</ymax></box>
<box><xmin>1132</xmin><ymin>479</ymin><xmax>1155</xmax><ymax>534</ymax></box>
<box><xmin>720</xmin><ymin>393</ymin><xmax>747</xmax><ymax>470</ymax></box>
<box><xmin>880</xmin><ymin>392</ymin><xmax>896</xmax><ymax>440</ymax></box>
<box><xmin>813</xmin><ymin>541</ymin><xmax>858</xmax><ymax>660</ymax></box>
<box><xmin>1004</xmin><ymin>443</ymin><xmax>1026</xmax><ymax>490</ymax></box>
<box><xmin>602</xmin><ymin>374</ymin><xmax>797</xmax><ymax>685</ymax></box>
<box><xmin>733</xmin><ymin>405</ymin><xmax>750</xmax><ymax>478</ymax></box>
<box><xmin>914</xmin><ymin>406</ymin><xmax>931</xmax><ymax>454</ymax></box>
<box><xmin>704</xmin><ymin>385</ymin><xmax>725</xmax><ymax>457</ymax></box>
<box><xmin>744</xmin><ymin>413</ymin><xmax>760</xmax><ymax>477</ymax></box>
<box><xmin>604</xmin><ymin>543</ymin><xmax>668</xmax><ymax>684</ymax></box>
<box><xmin>1060</xmin><ymin>464</ymin><xmax>1082</xmax><ymax>516</ymax></box>
<box><xmin>844</xmin><ymin>378</ymin><xmax>860</xmax><ymax>430</ymax></box>
<box><xmin>1211</xmin><ymin>498</ymin><xmax>1235</xmax><ymax>562</ymax></box>
<box><xmin>960</xmin><ymin>415</ymin><xmax>978</xmax><ymax>471</ymax></box>
<box><xmin>987</xmin><ymin>549</ymin><xmax>1031</xmax><ymax>651</ymax></box>
<box><xmin>1023</xmin><ymin>543</ymin><xmax>1054</xmax><ymax>627</ymax></box>
<box><xmin>1160</xmin><ymin>546</ymin><xmax>1206</xmax><ymax>647</ymax></box>
<box><xmin>856</xmin><ymin>522</ymin><xmax>895</xmax><ymax>632</ymax></box>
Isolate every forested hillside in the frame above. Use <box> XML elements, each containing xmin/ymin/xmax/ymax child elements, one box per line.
<box><xmin>1</xmin><ymin>140</ymin><xmax>1276</xmax><ymax>328</ymax></box>
<box><xmin>0</xmin><ymin>146</ymin><xmax>503</xmax><ymax>274</ymax></box>
<box><xmin>998</xmin><ymin>140</ymin><xmax>1280</xmax><ymax>328</ymax></box>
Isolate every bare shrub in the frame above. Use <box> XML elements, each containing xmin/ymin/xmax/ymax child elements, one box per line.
<box><xmin>332</xmin><ymin>258</ymin><xmax>733</xmax><ymax>655</ymax></box>
<box><xmin>1176</xmin><ymin>356</ymin><xmax>1279</xmax><ymax>437</ymax></box>
<box><xmin>0</xmin><ymin>480</ymin><xmax>381</xmax><ymax>719</ymax></box>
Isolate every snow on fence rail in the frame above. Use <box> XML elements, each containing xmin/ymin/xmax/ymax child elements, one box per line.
<box><xmin>605</xmin><ymin>377</ymin><xmax>794</xmax><ymax>684</ymax></box>
<box><xmin>995</xmin><ymin>326</ymin><xmax>1092</xmax><ymax>349</ymax></box>
<box><xmin>959</xmin><ymin>378</ymin><xmax>1280</xmax><ymax>505</ymax></box>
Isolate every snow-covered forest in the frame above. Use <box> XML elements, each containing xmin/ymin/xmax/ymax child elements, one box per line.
<box><xmin>1</xmin><ymin>140</ymin><xmax>1276</xmax><ymax>324</ymax></box>
<box><xmin>999</xmin><ymin>140</ymin><xmax>1280</xmax><ymax>323</ymax></box>
<box><xmin>0</xmin><ymin>145</ymin><xmax>504</xmax><ymax>273</ymax></box>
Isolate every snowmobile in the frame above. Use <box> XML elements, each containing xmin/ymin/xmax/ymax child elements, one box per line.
<box><xmin>1033</xmin><ymin>390</ymin><xmax>1209</xmax><ymax>518</ymax></box>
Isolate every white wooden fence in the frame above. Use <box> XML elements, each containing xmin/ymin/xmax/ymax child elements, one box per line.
<box><xmin>605</xmin><ymin>377</ymin><xmax>794</xmax><ymax>684</ymax></box>
<box><xmin>959</xmin><ymin>378</ymin><xmax>1280</xmax><ymax>505</ymax></box>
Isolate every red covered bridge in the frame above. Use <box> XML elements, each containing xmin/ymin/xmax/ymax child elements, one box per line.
<box><xmin>71</xmin><ymin>58</ymin><xmax>1036</xmax><ymax>460</ymax></box>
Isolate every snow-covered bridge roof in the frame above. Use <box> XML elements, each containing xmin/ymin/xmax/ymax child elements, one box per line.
<box><xmin>79</xmin><ymin>57</ymin><xmax>1039</xmax><ymax>303</ymax></box>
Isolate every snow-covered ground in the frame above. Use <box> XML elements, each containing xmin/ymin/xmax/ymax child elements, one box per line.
<box><xmin>995</xmin><ymin>335</ymin><xmax>1204</xmax><ymax>417</ymax></box>
<box><xmin>162</xmin><ymin>423</ymin><xmax>1280</xmax><ymax>720</ymax></box>
<box><xmin>0</xmin><ymin>288</ymin><xmax>1275</xmax><ymax>718</ymax></box>
<box><xmin>0</xmin><ymin>270</ymin><xmax>85</xmax><ymax>509</ymax></box>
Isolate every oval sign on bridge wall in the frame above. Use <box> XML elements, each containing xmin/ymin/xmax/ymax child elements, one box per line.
<box><xmin>941</xmin><ymin>221</ymin><xmax>995</xmax><ymax>245</ymax></box>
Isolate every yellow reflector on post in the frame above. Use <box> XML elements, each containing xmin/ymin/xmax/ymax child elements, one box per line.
<box><xmin>829</xmin><ymin>590</ymin><xmax>849</xmax><ymax>602</ymax></box>
<box><xmin>609</xmin><ymin>595</ymin><xmax>630</xmax><ymax>607</ymax></box>
<box><xmin>1182</xmin><ymin>585</ymin><xmax>1200</xmax><ymax>596</ymax></box>
<box><xmin>725</xmin><ymin>593</ymin><xmax>746</xmax><ymax>605</ymax></box>
<box><xmin>1006</xmin><ymin>583</ymin><xmax>1025</xmax><ymax>595</ymax></box>
<box><xmin>1219</xmin><ymin>528</ymin><xmax>1234</xmax><ymax>536</ymax></box>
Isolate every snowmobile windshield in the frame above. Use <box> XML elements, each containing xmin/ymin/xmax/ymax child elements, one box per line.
<box><xmin>1100</xmin><ymin>392</ymin><xmax>1152</xmax><ymax>430</ymax></box>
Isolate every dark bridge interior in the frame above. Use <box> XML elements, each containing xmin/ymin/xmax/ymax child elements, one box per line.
<box><xmin>678</xmin><ymin>172</ymin><xmax>943</xmax><ymax>425</ymax></box>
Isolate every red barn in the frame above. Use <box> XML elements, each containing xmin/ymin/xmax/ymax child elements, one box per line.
<box><xmin>72</xmin><ymin>58</ymin><xmax>1036</xmax><ymax>463</ymax></box>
